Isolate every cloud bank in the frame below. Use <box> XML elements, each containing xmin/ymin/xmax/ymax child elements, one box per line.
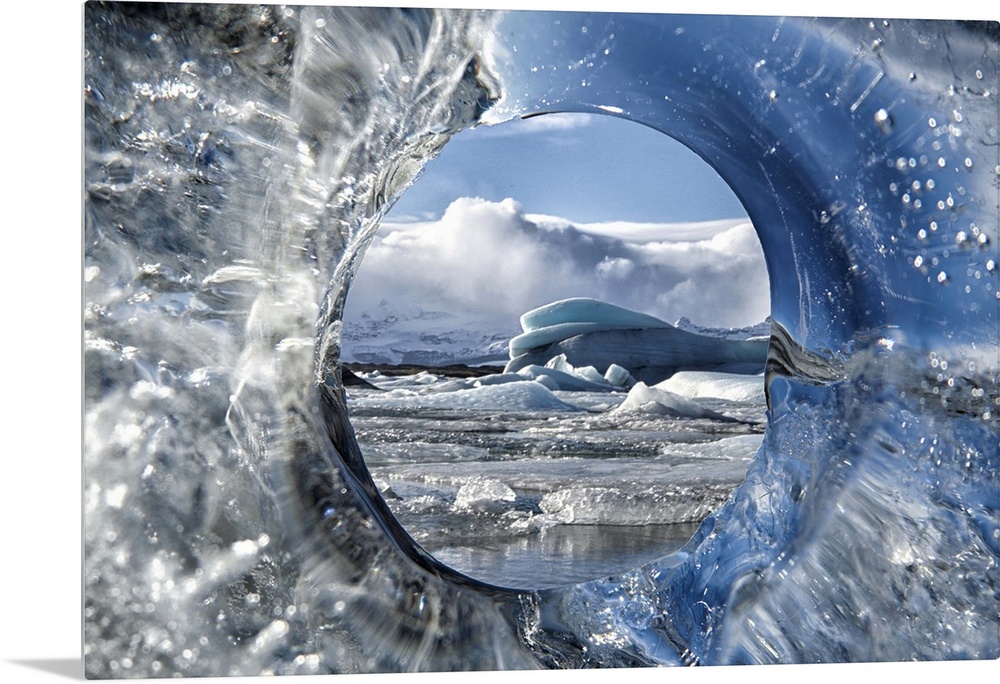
<box><xmin>344</xmin><ymin>197</ymin><xmax>770</xmax><ymax>334</ymax></box>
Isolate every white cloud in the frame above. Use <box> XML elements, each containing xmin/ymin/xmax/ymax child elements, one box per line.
<box><xmin>465</xmin><ymin>112</ymin><xmax>596</xmax><ymax>138</ymax></box>
<box><xmin>595</xmin><ymin>257</ymin><xmax>635</xmax><ymax>280</ymax></box>
<box><xmin>345</xmin><ymin>197</ymin><xmax>770</xmax><ymax>333</ymax></box>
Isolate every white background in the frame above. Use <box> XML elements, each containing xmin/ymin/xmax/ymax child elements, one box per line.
<box><xmin>2</xmin><ymin>0</ymin><xmax>996</xmax><ymax>682</ymax></box>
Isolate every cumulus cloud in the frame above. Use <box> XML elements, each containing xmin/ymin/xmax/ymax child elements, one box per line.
<box><xmin>344</xmin><ymin>197</ymin><xmax>770</xmax><ymax>332</ymax></box>
<box><xmin>472</xmin><ymin>112</ymin><xmax>596</xmax><ymax>138</ymax></box>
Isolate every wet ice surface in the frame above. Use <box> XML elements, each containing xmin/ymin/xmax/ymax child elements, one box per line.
<box><xmin>348</xmin><ymin>372</ymin><xmax>764</xmax><ymax>588</ymax></box>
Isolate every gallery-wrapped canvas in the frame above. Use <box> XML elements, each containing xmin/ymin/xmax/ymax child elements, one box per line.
<box><xmin>84</xmin><ymin>2</ymin><xmax>998</xmax><ymax>678</ymax></box>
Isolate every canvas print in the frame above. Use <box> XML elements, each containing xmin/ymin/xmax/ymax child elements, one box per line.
<box><xmin>83</xmin><ymin>2</ymin><xmax>998</xmax><ymax>678</ymax></box>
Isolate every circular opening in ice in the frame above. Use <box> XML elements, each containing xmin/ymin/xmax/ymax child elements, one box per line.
<box><xmin>342</xmin><ymin>112</ymin><xmax>771</xmax><ymax>589</ymax></box>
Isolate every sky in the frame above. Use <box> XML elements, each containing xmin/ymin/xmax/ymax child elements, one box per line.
<box><xmin>389</xmin><ymin>112</ymin><xmax>750</xmax><ymax>224</ymax></box>
<box><xmin>346</xmin><ymin>112</ymin><xmax>771</xmax><ymax>335</ymax></box>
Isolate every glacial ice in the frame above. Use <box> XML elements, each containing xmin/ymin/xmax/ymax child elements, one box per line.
<box><xmin>656</xmin><ymin>371</ymin><xmax>765</xmax><ymax>403</ymax></box>
<box><xmin>515</xmin><ymin>364</ymin><xmax>616</xmax><ymax>393</ymax></box>
<box><xmin>505</xmin><ymin>298</ymin><xmax>769</xmax><ymax>383</ymax></box>
<box><xmin>509</xmin><ymin>298</ymin><xmax>673</xmax><ymax>358</ymax></box>
<box><xmin>453</xmin><ymin>478</ymin><xmax>518</xmax><ymax>512</ymax></box>
<box><xmin>519</xmin><ymin>297</ymin><xmax>674</xmax><ymax>332</ymax></box>
<box><xmin>348</xmin><ymin>378</ymin><xmax>582</xmax><ymax>412</ymax></box>
<box><xmin>611</xmin><ymin>381</ymin><xmax>714</xmax><ymax>418</ymax></box>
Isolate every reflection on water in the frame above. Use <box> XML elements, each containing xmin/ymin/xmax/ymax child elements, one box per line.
<box><xmin>433</xmin><ymin>523</ymin><xmax>699</xmax><ymax>589</ymax></box>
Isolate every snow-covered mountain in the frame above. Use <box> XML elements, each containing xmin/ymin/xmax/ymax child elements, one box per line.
<box><xmin>341</xmin><ymin>301</ymin><xmax>517</xmax><ymax>366</ymax></box>
<box><xmin>672</xmin><ymin>316</ymin><xmax>772</xmax><ymax>341</ymax></box>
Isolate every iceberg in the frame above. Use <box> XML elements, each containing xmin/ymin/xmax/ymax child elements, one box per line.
<box><xmin>508</xmin><ymin>297</ymin><xmax>676</xmax><ymax>358</ymax></box>
<box><xmin>505</xmin><ymin>302</ymin><xmax>769</xmax><ymax>383</ymax></box>
<box><xmin>611</xmin><ymin>381</ymin><xmax>715</xmax><ymax>419</ymax></box>
<box><xmin>348</xmin><ymin>379</ymin><xmax>582</xmax><ymax>413</ymax></box>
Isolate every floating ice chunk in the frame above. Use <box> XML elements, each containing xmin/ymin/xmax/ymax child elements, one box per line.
<box><xmin>516</xmin><ymin>365</ymin><xmax>614</xmax><ymax>392</ymax></box>
<box><xmin>350</xmin><ymin>380</ymin><xmax>581</xmax><ymax>412</ymax></box>
<box><xmin>603</xmin><ymin>363</ymin><xmax>635</xmax><ymax>388</ymax></box>
<box><xmin>543</xmin><ymin>353</ymin><xmax>575</xmax><ymax>374</ymax></box>
<box><xmin>612</xmin><ymin>381</ymin><xmax>710</xmax><ymax>418</ymax></box>
<box><xmin>530</xmin><ymin>373</ymin><xmax>561</xmax><ymax>392</ymax></box>
<box><xmin>539</xmin><ymin>484</ymin><xmax>732</xmax><ymax>525</ymax></box>
<box><xmin>474</xmin><ymin>373</ymin><xmax>531</xmax><ymax>387</ymax></box>
<box><xmin>544</xmin><ymin>354</ymin><xmax>612</xmax><ymax>385</ymax></box>
<box><xmin>572</xmin><ymin>364</ymin><xmax>606</xmax><ymax>384</ymax></box>
<box><xmin>655</xmin><ymin>371</ymin><xmax>765</xmax><ymax>403</ymax></box>
<box><xmin>453</xmin><ymin>478</ymin><xmax>517</xmax><ymax>512</ymax></box>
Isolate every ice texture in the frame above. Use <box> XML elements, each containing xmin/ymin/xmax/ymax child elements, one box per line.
<box><xmin>656</xmin><ymin>371</ymin><xmax>765</xmax><ymax>403</ymax></box>
<box><xmin>612</xmin><ymin>381</ymin><xmax>712</xmax><ymax>418</ymax></box>
<box><xmin>84</xmin><ymin>4</ymin><xmax>999</xmax><ymax>678</ymax></box>
<box><xmin>348</xmin><ymin>379</ymin><xmax>582</xmax><ymax>412</ymax></box>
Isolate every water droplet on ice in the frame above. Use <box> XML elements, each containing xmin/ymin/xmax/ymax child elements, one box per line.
<box><xmin>936</xmin><ymin>271</ymin><xmax>949</xmax><ymax>284</ymax></box>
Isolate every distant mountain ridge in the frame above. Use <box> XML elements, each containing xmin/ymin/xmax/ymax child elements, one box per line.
<box><xmin>342</xmin><ymin>303</ymin><xmax>516</xmax><ymax>366</ymax></box>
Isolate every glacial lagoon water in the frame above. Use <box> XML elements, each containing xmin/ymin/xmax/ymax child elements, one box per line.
<box><xmin>348</xmin><ymin>370</ymin><xmax>766</xmax><ymax>588</ymax></box>
<box><xmin>84</xmin><ymin>4</ymin><xmax>998</xmax><ymax>678</ymax></box>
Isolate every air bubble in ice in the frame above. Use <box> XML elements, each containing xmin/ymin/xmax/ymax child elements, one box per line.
<box><xmin>874</xmin><ymin>108</ymin><xmax>893</xmax><ymax>133</ymax></box>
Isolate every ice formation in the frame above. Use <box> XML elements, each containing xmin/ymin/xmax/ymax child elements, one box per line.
<box><xmin>611</xmin><ymin>381</ymin><xmax>714</xmax><ymax>418</ymax></box>
<box><xmin>505</xmin><ymin>298</ymin><xmax>769</xmax><ymax>383</ymax></box>
<box><xmin>656</xmin><ymin>371</ymin><xmax>765</xmax><ymax>403</ymax></box>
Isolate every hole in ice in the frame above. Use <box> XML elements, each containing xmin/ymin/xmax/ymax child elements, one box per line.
<box><xmin>341</xmin><ymin>112</ymin><xmax>771</xmax><ymax>589</ymax></box>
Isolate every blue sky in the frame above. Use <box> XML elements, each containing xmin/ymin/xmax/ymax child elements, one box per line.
<box><xmin>348</xmin><ymin>111</ymin><xmax>771</xmax><ymax>334</ymax></box>
<box><xmin>388</xmin><ymin>112</ymin><xmax>749</xmax><ymax>224</ymax></box>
